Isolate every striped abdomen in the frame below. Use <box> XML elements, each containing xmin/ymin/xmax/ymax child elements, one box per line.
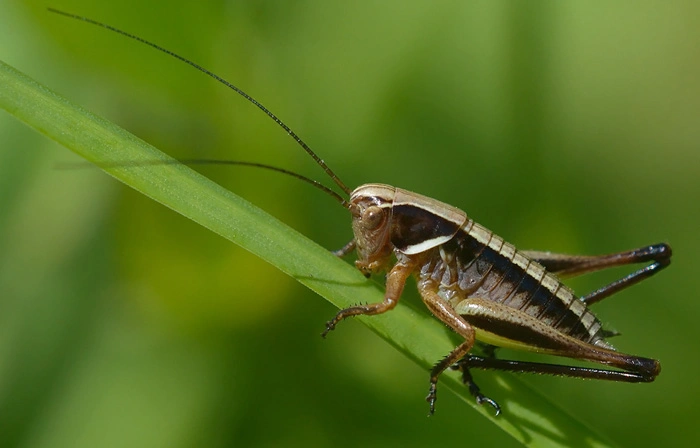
<box><xmin>419</xmin><ymin>219</ymin><xmax>609</xmax><ymax>348</ymax></box>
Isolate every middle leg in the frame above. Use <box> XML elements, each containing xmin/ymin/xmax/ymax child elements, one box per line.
<box><xmin>417</xmin><ymin>280</ymin><xmax>496</xmax><ymax>414</ymax></box>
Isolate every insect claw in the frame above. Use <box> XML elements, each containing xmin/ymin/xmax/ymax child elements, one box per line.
<box><xmin>425</xmin><ymin>381</ymin><xmax>438</xmax><ymax>416</ymax></box>
<box><xmin>451</xmin><ymin>360</ymin><xmax>503</xmax><ymax>415</ymax></box>
<box><xmin>321</xmin><ymin>321</ymin><xmax>336</xmax><ymax>338</ymax></box>
<box><xmin>475</xmin><ymin>394</ymin><xmax>501</xmax><ymax>416</ymax></box>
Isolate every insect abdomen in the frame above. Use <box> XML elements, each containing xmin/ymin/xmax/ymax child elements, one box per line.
<box><xmin>424</xmin><ymin>220</ymin><xmax>608</xmax><ymax>347</ymax></box>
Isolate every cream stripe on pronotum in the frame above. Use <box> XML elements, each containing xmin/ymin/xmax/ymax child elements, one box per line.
<box><xmin>50</xmin><ymin>9</ymin><xmax>672</xmax><ymax>416</ymax></box>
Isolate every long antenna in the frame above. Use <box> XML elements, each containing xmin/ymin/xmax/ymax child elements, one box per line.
<box><xmin>48</xmin><ymin>8</ymin><xmax>353</xmax><ymax>196</ymax></box>
<box><xmin>59</xmin><ymin>159</ymin><xmax>348</xmax><ymax>207</ymax></box>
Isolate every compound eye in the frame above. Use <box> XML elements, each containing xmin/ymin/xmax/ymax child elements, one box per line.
<box><xmin>361</xmin><ymin>206</ymin><xmax>384</xmax><ymax>230</ymax></box>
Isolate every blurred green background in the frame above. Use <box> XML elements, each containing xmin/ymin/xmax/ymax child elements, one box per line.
<box><xmin>1</xmin><ymin>1</ymin><xmax>698</xmax><ymax>447</ymax></box>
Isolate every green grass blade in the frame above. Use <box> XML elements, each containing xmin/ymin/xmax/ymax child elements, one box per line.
<box><xmin>0</xmin><ymin>58</ymin><xmax>618</xmax><ymax>448</ymax></box>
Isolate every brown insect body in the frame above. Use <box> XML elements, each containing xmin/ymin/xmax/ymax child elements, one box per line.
<box><xmin>327</xmin><ymin>183</ymin><xmax>665</xmax><ymax>414</ymax></box>
<box><xmin>353</xmin><ymin>184</ymin><xmax>613</xmax><ymax>351</ymax></box>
